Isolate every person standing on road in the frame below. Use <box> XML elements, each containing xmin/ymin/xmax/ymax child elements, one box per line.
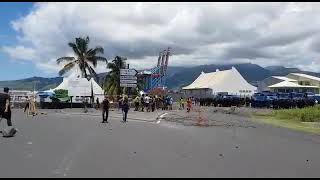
<box><xmin>122</xmin><ymin>97</ymin><xmax>130</xmax><ymax>123</ymax></box>
<box><xmin>151</xmin><ymin>96</ymin><xmax>156</xmax><ymax>112</ymax></box>
<box><xmin>140</xmin><ymin>94</ymin><xmax>145</xmax><ymax>112</ymax></box>
<box><xmin>144</xmin><ymin>94</ymin><xmax>150</xmax><ymax>112</ymax></box>
<box><xmin>163</xmin><ymin>96</ymin><xmax>167</xmax><ymax>110</ymax></box>
<box><xmin>187</xmin><ymin>97</ymin><xmax>192</xmax><ymax>113</ymax></box>
<box><xmin>134</xmin><ymin>96</ymin><xmax>140</xmax><ymax>111</ymax></box>
<box><xmin>82</xmin><ymin>97</ymin><xmax>88</xmax><ymax>113</ymax></box>
<box><xmin>30</xmin><ymin>96</ymin><xmax>37</xmax><ymax>116</ymax></box>
<box><xmin>181</xmin><ymin>97</ymin><xmax>185</xmax><ymax>110</ymax></box>
<box><xmin>169</xmin><ymin>96</ymin><xmax>173</xmax><ymax>110</ymax></box>
<box><xmin>179</xmin><ymin>97</ymin><xmax>185</xmax><ymax>110</ymax></box>
<box><xmin>0</xmin><ymin>87</ymin><xmax>12</xmax><ymax>127</ymax></box>
<box><xmin>96</xmin><ymin>98</ymin><xmax>100</xmax><ymax>109</ymax></box>
<box><xmin>24</xmin><ymin>96</ymin><xmax>30</xmax><ymax>115</ymax></box>
<box><xmin>118</xmin><ymin>95</ymin><xmax>123</xmax><ymax>111</ymax></box>
<box><xmin>101</xmin><ymin>95</ymin><xmax>110</xmax><ymax>123</ymax></box>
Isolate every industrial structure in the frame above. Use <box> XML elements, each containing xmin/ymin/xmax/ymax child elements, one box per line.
<box><xmin>138</xmin><ymin>47</ymin><xmax>171</xmax><ymax>92</ymax></box>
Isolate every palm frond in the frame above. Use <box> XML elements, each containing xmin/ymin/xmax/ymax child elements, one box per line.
<box><xmin>56</xmin><ymin>57</ymin><xmax>75</xmax><ymax>64</ymax></box>
<box><xmin>59</xmin><ymin>62</ymin><xmax>75</xmax><ymax>76</ymax></box>
<box><xmin>87</xmin><ymin>56</ymin><xmax>107</xmax><ymax>68</ymax></box>
<box><xmin>76</xmin><ymin>37</ymin><xmax>88</xmax><ymax>54</ymax></box>
<box><xmin>107</xmin><ymin>62</ymin><xmax>117</xmax><ymax>70</ymax></box>
<box><xmin>94</xmin><ymin>56</ymin><xmax>107</xmax><ymax>62</ymax></box>
<box><xmin>94</xmin><ymin>46</ymin><xmax>104</xmax><ymax>54</ymax></box>
<box><xmin>68</xmin><ymin>43</ymin><xmax>81</xmax><ymax>57</ymax></box>
<box><xmin>86</xmin><ymin>64</ymin><xmax>98</xmax><ymax>79</ymax></box>
<box><xmin>86</xmin><ymin>58</ymin><xmax>97</xmax><ymax>67</ymax></box>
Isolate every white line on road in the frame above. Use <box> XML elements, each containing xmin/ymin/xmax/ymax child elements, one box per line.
<box><xmin>156</xmin><ymin>113</ymin><xmax>168</xmax><ymax>124</ymax></box>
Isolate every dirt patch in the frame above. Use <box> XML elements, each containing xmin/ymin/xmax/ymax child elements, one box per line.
<box><xmin>160</xmin><ymin>106</ymin><xmax>261</xmax><ymax>128</ymax></box>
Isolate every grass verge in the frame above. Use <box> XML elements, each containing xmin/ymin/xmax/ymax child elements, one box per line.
<box><xmin>252</xmin><ymin>105</ymin><xmax>320</xmax><ymax>135</ymax></box>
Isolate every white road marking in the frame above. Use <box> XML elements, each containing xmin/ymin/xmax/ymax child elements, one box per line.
<box><xmin>156</xmin><ymin>113</ymin><xmax>168</xmax><ymax>124</ymax></box>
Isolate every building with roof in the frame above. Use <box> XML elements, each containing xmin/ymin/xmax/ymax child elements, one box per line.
<box><xmin>50</xmin><ymin>69</ymin><xmax>105</xmax><ymax>103</ymax></box>
<box><xmin>258</xmin><ymin>73</ymin><xmax>320</xmax><ymax>94</ymax></box>
<box><xmin>181</xmin><ymin>67</ymin><xmax>257</xmax><ymax>98</ymax></box>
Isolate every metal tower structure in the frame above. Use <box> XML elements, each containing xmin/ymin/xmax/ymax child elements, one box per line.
<box><xmin>140</xmin><ymin>47</ymin><xmax>171</xmax><ymax>92</ymax></box>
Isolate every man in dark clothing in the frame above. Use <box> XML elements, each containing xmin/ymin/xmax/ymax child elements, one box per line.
<box><xmin>0</xmin><ymin>87</ymin><xmax>12</xmax><ymax>126</ymax></box>
<box><xmin>122</xmin><ymin>97</ymin><xmax>130</xmax><ymax>123</ymax></box>
<box><xmin>151</xmin><ymin>96</ymin><xmax>156</xmax><ymax>112</ymax></box>
<box><xmin>96</xmin><ymin>98</ymin><xmax>100</xmax><ymax>109</ymax></box>
<box><xmin>140</xmin><ymin>94</ymin><xmax>145</xmax><ymax>112</ymax></box>
<box><xmin>101</xmin><ymin>95</ymin><xmax>110</xmax><ymax>123</ymax></box>
<box><xmin>24</xmin><ymin>96</ymin><xmax>30</xmax><ymax>113</ymax></box>
<box><xmin>118</xmin><ymin>96</ymin><xmax>122</xmax><ymax>111</ymax></box>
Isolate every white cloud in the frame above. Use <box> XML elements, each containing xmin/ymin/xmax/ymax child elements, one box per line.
<box><xmin>3</xmin><ymin>2</ymin><xmax>320</xmax><ymax>75</ymax></box>
<box><xmin>2</xmin><ymin>46</ymin><xmax>37</xmax><ymax>61</ymax></box>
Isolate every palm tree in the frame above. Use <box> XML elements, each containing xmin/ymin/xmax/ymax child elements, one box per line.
<box><xmin>104</xmin><ymin>56</ymin><xmax>127</xmax><ymax>95</ymax></box>
<box><xmin>56</xmin><ymin>36</ymin><xmax>107</xmax><ymax>80</ymax></box>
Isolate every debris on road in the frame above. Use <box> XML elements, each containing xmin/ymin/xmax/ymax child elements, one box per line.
<box><xmin>160</xmin><ymin>107</ymin><xmax>258</xmax><ymax>128</ymax></box>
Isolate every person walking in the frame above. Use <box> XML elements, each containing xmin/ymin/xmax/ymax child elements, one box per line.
<box><xmin>82</xmin><ymin>97</ymin><xmax>88</xmax><ymax>113</ymax></box>
<box><xmin>151</xmin><ymin>96</ymin><xmax>156</xmax><ymax>112</ymax></box>
<box><xmin>165</xmin><ymin>96</ymin><xmax>170</xmax><ymax>110</ymax></box>
<box><xmin>187</xmin><ymin>97</ymin><xmax>192</xmax><ymax>113</ymax></box>
<box><xmin>178</xmin><ymin>97</ymin><xmax>184</xmax><ymax>110</ymax></box>
<box><xmin>140</xmin><ymin>94</ymin><xmax>145</xmax><ymax>112</ymax></box>
<box><xmin>144</xmin><ymin>94</ymin><xmax>150</xmax><ymax>112</ymax></box>
<box><xmin>162</xmin><ymin>96</ymin><xmax>167</xmax><ymax>110</ymax></box>
<box><xmin>101</xmin><ymin>95</ymin><xmax>110</xmax><ymax>123</ymax></box>
<box><xmin>122</xmin><ymin>97</ymin><xmax>130</xmax><ymax>123</ymax></box>
<box><xmin>181</xmin><ymin>97</ymin><xmax>185</xmax><ymax>110</ymax></box>
<box><xmin>24</xmin><ymin>96</ymin><xmax>30</xmax><ymax>115</ymax></box>
<box><xmin>118</xmin><ymin>95</ymin><xmax>123</xmax><ymax>111</ymax></box>
<box><xmin>0</xmin><ymin>87</ymin><xmax>12</xmax><ymax>127</ymax></box>
<box><xmin>169</xmin><ymin>96</ymin><xmax>173</xmax><ymax>110</ymax></box>
<box><xmin>134</xmin><ymin>96</ymin><xmax>140</xmax><ymax>111</ymax></box>
<box><xmin>29</xmin><ymin>96</ymin><xmax>37</xmax><ymax>116</ymax></box>
<box><xmin>96</xmin><ymin>97</ymin><xmax>100</xmax><ymax>109</ymax></box>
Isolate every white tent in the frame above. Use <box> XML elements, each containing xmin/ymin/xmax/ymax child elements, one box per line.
<box><xmin>182</xmin><ymin>67</ymin><xmax>257</xmax><ymax>96</ymax></box>
<box><xmin>269</xmin><ymin>81</ymin><xmax>318</xmax><ymax>88</ymax></box>
<box><xmin>53</xmin><ymin>69</ymin><xmax>105</xmax><ymax>102</ymax></box>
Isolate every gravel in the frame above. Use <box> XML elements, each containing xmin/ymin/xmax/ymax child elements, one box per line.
<box><xmin>160</xmin><ymin>106</ymin><xmax>265</xmax><ymax>128</ymax></box>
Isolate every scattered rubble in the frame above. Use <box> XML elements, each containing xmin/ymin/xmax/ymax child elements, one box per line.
<box><xmin>159</xmin><ymin>106</ymin><xmax>260</xmax><ymax>128</ymax></box>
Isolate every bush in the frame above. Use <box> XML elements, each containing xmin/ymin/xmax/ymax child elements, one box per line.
<box><xmin>272</xmin><ymin>105</ymin><xmax>320</xmax><ymax>122</ymax></box>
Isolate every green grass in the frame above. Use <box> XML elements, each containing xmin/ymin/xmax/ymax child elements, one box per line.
<box><xmin>271</xmin><ymin>106</ymin><xmax>320</xmax><ymax>122</ymax></box>
<box><xmin>252</xmin><ymin>105</ymin><xmax>320</xmax><ymax>135</ymax></box>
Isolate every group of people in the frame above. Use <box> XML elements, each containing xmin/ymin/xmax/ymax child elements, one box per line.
<box><xmin>101</xmin><ymin>94</ymin><xmax>130</xmax><ymax>123</ymax></box>
<box><xmin>1</xmin><ymin>86</ymin><xmax>197</xmax><ymax>131</ymax></box>
<box><xmin>132</xmin><ymin>94</ymin><xmax>174</xmax><ymax>112</ymax></box>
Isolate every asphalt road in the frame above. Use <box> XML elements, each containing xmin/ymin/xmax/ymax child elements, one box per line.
<box><xmin>1</xmin><ymin>109</ymin><xmax>320</xmax><ymax>178</ymax></box>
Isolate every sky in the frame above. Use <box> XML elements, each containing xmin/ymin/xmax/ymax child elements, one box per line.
<box><xmin>1</xmin><ymin>2</ymin><xmax>320</xmax><ymax>81</ymax></box>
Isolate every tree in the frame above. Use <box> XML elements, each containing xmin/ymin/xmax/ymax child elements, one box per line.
<box><xmin>104</xmin><ymin>56</ymin><xmax>127</xmax><ymax>95</ymax></box>
<box><xmin>56</xmin><ymin>36</ymin><xmax>107</xmax><ymax>80</ymax></box>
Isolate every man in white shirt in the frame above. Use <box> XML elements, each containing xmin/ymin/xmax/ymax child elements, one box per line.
<box><xmin>144</xmin><ymin>95</ymin><xmax>151</xmax><ymax>112</ymax></box>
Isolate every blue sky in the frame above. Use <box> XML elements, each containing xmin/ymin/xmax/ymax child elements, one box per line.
<box><xmin>0</xmin><ymin>2</ymin><xmax>42</xmax><ymax>81</ymax></box>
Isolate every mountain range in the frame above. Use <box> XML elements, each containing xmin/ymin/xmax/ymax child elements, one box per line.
<box><xmin>1</xmin><ymin>63</ymin><xmax>319</xmax><ymax>91</ymax></box>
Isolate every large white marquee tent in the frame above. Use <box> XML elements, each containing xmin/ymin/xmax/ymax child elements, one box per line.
<box><xmin>52</xmin><ymin>70</ymin><xmax>105</xmax><ymax>102</ymax></box>
<box><xmin>182</xmin><ymin>67</ymin><xmax>257</xmax><ymax>97</ymax></box>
